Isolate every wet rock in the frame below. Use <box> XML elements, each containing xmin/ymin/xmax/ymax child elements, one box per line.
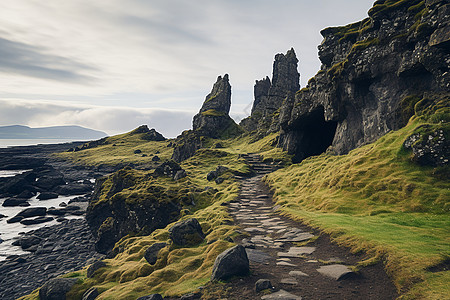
<box><xmin>144</xmin><ymin>242</ymin><xmax>167</xmax><ymax>265</ymax></box>
<box><xmin>16</xmin><ymin>235</ymin><xmax>42</xmax><ymax>250</ymax></box>
<box><xmin>2</xmin><ymin>198</ymin><xmax>29</xmax><ymax>207</ymax></box>
<box><xmin>6</xmin><ymin>216</ymin><xmax>24</xmax><ymax>223</ymax></box>
<box><xmin>211</xmin><ymin>245</ymin><xmax>249</xmax><ymax>281</ymax></box>
<box><xmin>82</xmin><ymin>287</ymin><xmax>99</xmax><ymax>300</ymax></box>
<box><xmin>17</xmin><ymin>190</ymin><xmax>35</xmax><ymax>199</ymax></box>
<box><xmin>39</xmin><ymin>277</ymin><xmax>78</xmax><ymax>300</ymax></box>
<box><xmin>169</xmin><ymin>218</ymin><xmax>205</xmax><ymax>246</ymax></box>
<box><xmin>37</xmin><ymin>192</ymin><xmax>59</xmax><ymax>200</ymax></box>
<box><xmin>55</xmin><ymin>183</ymin><xmax>93</xmax><ymax>195</ymax></box>
<box><xmin>16</xmin><ymin>207</ymin><xmax>47</xmax><ymax>218</ymax></box>
<box><xmin>20</xmin><ymin>216</ymin><xmax>54</xmax><ymax>225</ymax></box>
<box><xmin>255</xmin><ymin>279</ymin><xmax>272</xmax><ymax>292</ymax></box>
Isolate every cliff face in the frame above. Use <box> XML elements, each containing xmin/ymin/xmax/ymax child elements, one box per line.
<box><xmin>260</xmin><ymin>0</ymin><xmax>448</xmax><ymax>162</ymax></box>
<box><xmin>241</xmin><ymin>48</ymin><xmax>300</xmax><ymax>134</ymax></box>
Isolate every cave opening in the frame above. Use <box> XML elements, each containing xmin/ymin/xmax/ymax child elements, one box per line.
<box><xmin>291</xmin><ymin>107</ymin><xmax>338</xmax><ymax>163</ymax></box>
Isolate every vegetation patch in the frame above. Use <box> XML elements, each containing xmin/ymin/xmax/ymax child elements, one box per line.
<box><xmin>201</xmin><ymin>109</ymin><xmax>226</xmax><ymax>117</ymax></box>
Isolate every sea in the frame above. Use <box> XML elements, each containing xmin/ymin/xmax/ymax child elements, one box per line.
<box><xmin>0</xmin><ymin>138</ymin><xmax>77</xmax><ymax>148</ymax></box>
<box><xmin>0</xmin><ymin>139</ymin><xmax>87</xmax><ymax>261</ymax></box>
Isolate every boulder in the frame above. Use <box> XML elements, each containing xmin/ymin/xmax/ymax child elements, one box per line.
<box><xmin>82</xmin><ymin>287</ymin><xmax>99</xmax><ymax>300</ymax></box>
<box><xmin>255</xmin><ymin>279</ymin><xmax>273</xmax><ymax>292</ymax></box>
<box><xmin>37</xmin><ymin>192</ymin><xmax>59</xmax><ymax>200</ymax></box>
<box><xmin>39</xmin><ymin>277</ymin><xmax>78</xmax><ymax>300</ymax></box>
<box><xmin>215</xmin><ymin>177</ymin><xmax>224</xmax><ymax>184</ymax></box>
<box><xmin>137</xmin><ymin>294</ymin><xmax>163</xmax><ymax>300</ymax></box>
<box><xmin>17</xmin><ymin>235</ymin><xmax>42</xmax><ymax>250</ymax></box>
<box><xmin>173</xmin><ymin>169</ymin><xmax>187</xmax><ymax>181</ymax></box>
<box><xmin>169</xmin><ymin>218</ymin><xmax>205</xmax><ymax>246</ymax></box>
<box><xmin>153</xmin><ymin>161</ymin><xmax>184</xmax><ymax>179</ymax></box>
<box><xmin>144</xmin><ymin>242</ymin><xmax>167</xmax><ymax>265</ymax></box>
<box><xmin>152</xmin><ymin>155</ymin><xmax>160</xmax><ymax>161</ymax></box>
<box><xmin>211</xmin><ymin>245</ymin><xmax>249</xmax><ymax>281</ymax></box>
<box><xmin>87</xmin><ymin>260</ymin><xmax>107</xmax><ymax>278</ymax></box>
<box><xmin>17</xmin><ymin>190</ymin><xmax>35</xmax><ymax>199</ymax></box>
<box><xmin>7</xmin><ymin>216</ymin><xmax>24</xmax><ymax>223</ymax></box>
<box><xmin>134</xmin><ymin>149</ymin><xmax>142</xmax><ymax>154</ymax></box>
<box><xmin>16</xmin><ymin>207</ymin><xmax>47</xmax><ymax>218</ymax></box>
<box><xmin>20</xmin><ymin>216</ymin><xmax>53</xmax><ymax>225</ymax></box>
<box><xmin>2</xmin><ymin>198</ymin><xmax>30</xmax><ymax>207</ymax></box>
<box><xmin>55</xmin><ymin>183</ymin><xmax>93</xmax><ymax>195</ymax></box>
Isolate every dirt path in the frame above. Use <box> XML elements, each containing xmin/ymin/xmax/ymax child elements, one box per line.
<box><xmin>223</xmin><ymin>154</ymin><xmax>398</xmax><ymax>300</ymax></box>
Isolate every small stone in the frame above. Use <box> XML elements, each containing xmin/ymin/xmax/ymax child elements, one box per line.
<box><xmin>316</xmin><ymin>264</ymin><xmax>356</xmax><ymax>280</ymax></box>
<box><xmin>261</xmin><ymin>289</ymin><xmax>302</xmax><ymax>300</ymax></box>
<box><xmin>280</xmin><ymin>277</ymin><xmax>298</xmax><ymax>285</ymax></box>
<box><xmin>289</xmin><ymin>270</ymin><xmax>309</xmax><ymax>277</ymax></box>
<box><xmin>255</xmin><ymin>279</ymin><xmax>272</xmax><ymax>292</ymax></box>
<box><xmin>276</xmin><ymin>261</ymin><xmax>297</xmax><ymax>267</ymax></box>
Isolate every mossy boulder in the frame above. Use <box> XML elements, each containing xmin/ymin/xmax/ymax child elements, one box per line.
<box><xmin>169</xmin><ymin>218</ymin><xmax>205</xmax><ymax>246</ymax></box>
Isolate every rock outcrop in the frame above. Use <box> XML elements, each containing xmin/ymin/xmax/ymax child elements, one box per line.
<box><xmin>172</xmin><ymin>75</ymin><xmax>241</xmax><ymax>162</ymax></box>
<box><xmin>240</xmin><ymin>48</ymin><xmax>300</xmax><ymax>134</ymax></box>
<box><xmin>273</xmin><ymin>0</ymin><xmax>449</xmax><ymax>162</ymax></box>
<box><xmin>211</xmin><ymin>245</ymin><xmax>249</xmax><ymax>281</ymax></box>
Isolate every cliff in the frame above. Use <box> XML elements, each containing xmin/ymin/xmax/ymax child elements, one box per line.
<box><xmin>246</xmin><ymin>0</ymin><xmax>449</xmax><ymax>163</ymax></box>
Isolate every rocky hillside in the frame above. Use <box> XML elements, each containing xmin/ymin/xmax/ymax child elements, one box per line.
<box><xmin>18</xmin><ymin>0</ymin><xmax>449</xmax><ymax>299</ymax></box>
<box><xmin>242</xmin><ymin>0</ymin><xmax>449</xmax><ymax>163</ymax></box>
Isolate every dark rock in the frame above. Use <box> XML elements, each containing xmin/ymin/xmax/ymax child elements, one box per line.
<box><xmin>0</xmin><ymin>213</ymin><xmax>6</xmax><ymax>219</ymax></box>
<box><xmin>2</xmin><ymin>198</ymin><xmax>29</xmax><ymax>207</ymax></box>
<box><xmin>87</xmin><ymin>260</ymin><xmax>106</xmax><ymax>278</ymax></box>
<box><xmin>59</xmin><ymin>202</ymin><xmax>67</xmax><ymax>207</ymax></box>
<box><xmin>215</xmin><ymin>177</ymin><xmax>224</xmax><ymax>184</ymax></box>
<box><xmin>153</xmin><ymin>161</ymin><xmax>183</xmax><ymax>179</ymax></box>
<box><xmin>17</xmin><ymin>190</ymin><xmax>35</xmax><ymax>199</ymax></box>
<box><xmin>137</xmin><ymin>294</ymin><xmax>163</xmax><ymax>300</ymax></box>
<box><xmin>20</xmin><ymin>216</ymin><xmax>53</xmax><ymax>225</ymax></box>
<box><xmin>37</xmin><ymin>192</ymin><xmax>59</xmax><ymax>200</ymax></box>
<box><xmin>211</xmin><ymin>245</ymin><xmax>249</xmax><ymax>281</ymax></box>
<box><xmin>47</xmin><ymin>208</ymin><xmax>66</xmax><ymax>216</ymax></box>
<box><xmin>144</xmin><ymin>242</ymin><xmax>167</xmax><ymax>265</ymax></box>
<box><xmin>173</xmin><ymin>169</ymin><xmax>187</xmax><ymax>180</ymax></box>
<box><xmin>130</xmin><ymin>125</ymin><xmax>166</xmax><ymax>141</ymax></box>
<box><xmin>206</xmin><ymin>171</ymin><xmax>217</xmax><ymax>181</ymax></box>
<box><xmin>55</xmin><ymin>183</ymin><xmax>93</xmax><ymax>195</ymax></box>
<box><xmin>169</xmin><ymin>218</ymin><xmax>205</xmax><ymax>246</ymax></box>
<box><xmin>39</xmin><ymin>277</ymin><xmax>78</xmax><ymax>300</ymax></box>
<box><xmin>82</xmin><ymin>287</ymin><xmax>99</xmax><ymax>300</ymax></box>
<box><xmin>171</xmin><ymin>131</ymin><xmax>203</xmax><ymax>162</ymax></box>
<box><xmin>0</xmin><ymin>171</ymin><xmax>37</xmax><ymax>195</ymax></box>
<box><xmin>16</xmin><ymin>207</ymin><xmax>47</xmax><ymax>218</ymax></box>
<box><xmin>403</xmin><ymin>126</ymin><xmax>449</xmax><ymax>167</ymax></box>
<box><xmin>213</xmin><ymin>142</ymin><xmax>223</xmax><ymax>148</ymax></box>
<box><xmin>152</xmin><ymin>155</ymin><xmax>160</xmax><ymax>161</ymax></box>
<box><xmin>255</xmin><ymin>279</ymin><xmax>273</xmax><ymax>292</ymax></box>
<box><xmin>6</xmin><ymin>216</ymin><xmax>24</xmax><ymax>223</ymax></box>
<box><xmin>34</xmin><ymin>166</ymin><xmax>66</xmax><ymax>191</ymax></box>
<box><xmin>134</xmin><ymin>149</ymin><xmax>142</xmax><ymax>154</ymax></box>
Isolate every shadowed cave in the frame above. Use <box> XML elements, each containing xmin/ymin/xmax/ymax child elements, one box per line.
<box><xmin>290</xmin><ymin>107</ymin><xmax>338</xmax><ymax>163</ymax></box>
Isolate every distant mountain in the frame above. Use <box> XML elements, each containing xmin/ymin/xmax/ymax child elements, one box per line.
<box><xmin>0</xmin><ymin>125</ymin><xmax>108</xmax><ymax>140</ymax></box>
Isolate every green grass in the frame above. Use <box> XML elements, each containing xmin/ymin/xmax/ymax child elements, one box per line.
<box><xmin>57</xmin><ymin>130</ymin><xmax>173</xmax><ymax>167</ymax></box>
<box><xmin>266</xmin><ymin>117</ymin><xmax>449</xmax><ymax>299</ymax></box>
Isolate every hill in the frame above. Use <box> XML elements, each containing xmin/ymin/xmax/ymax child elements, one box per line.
<box><xmin>0</xmin><ymin>125</ymin><xmax>107</xmax><ymax>140</ymax></box>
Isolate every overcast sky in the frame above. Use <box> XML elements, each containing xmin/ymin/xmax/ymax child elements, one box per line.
<box><xmin>0</xmin><ymin>0</ymin><xmax>374</xmax><ymax>137</ymax></box>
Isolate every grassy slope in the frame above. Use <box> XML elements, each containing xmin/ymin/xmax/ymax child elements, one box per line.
<box><xmin>266</xmin><ymin>117</ymin><xmax>449</xmax><ymax>299</ymax></box>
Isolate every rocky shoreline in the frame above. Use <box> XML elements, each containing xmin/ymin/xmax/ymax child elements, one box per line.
<box><xmin>0</xmin><ymin>218</ymin><xmax>104</xmax><ymax>300</ymax></box>
<box><xmin>0</xmin><ymin>142</ymin><xmax>110</xmax><ymax>300</ymax></box>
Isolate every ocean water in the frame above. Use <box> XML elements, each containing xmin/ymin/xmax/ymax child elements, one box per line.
<box><xmin>0</xmin><ymin>139</ymin><xmax>80</xmax><ymax>148</ymax></box>
<box><xmin>0</xmin><ymin>194</ymin><xmax>83</xmax><ymax>261</ymax></box>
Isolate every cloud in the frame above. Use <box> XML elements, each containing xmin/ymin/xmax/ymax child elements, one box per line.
<box><xmin>0</xmin><ymin>99</ymin><xmax>192</xmax><ymax>138</ymax></box>
<box><xmin>0</xmin><ymin>37</ymin><xmax>96</xmax><ymax>83</ymax></box>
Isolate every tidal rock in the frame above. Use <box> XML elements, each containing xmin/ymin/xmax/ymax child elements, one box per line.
<box><xmin>211</xmin><ymin>245</ymin><xmax>249</xmax><ymax>281</ymax></box>
<box><xmin>137</xmin><ymin>294</ymin><xmax>163</xmax><ymax>300</ymax></box>
<box><xmin>169</xmin><ymin>218</ymin><xmax>205</xmax><ymax>246</ymax></box>
<box><xmin>16</xmin><ymin>235</ymin><xmax>42</xmax><ymax>250</ymax></box>
<box><xmin>2</xmin><ymin>198</ymin><xmax>29</xmax><ymax>207</ymax></box>
<box><xmin>37</xmin><ymin>192</ymin><xmax>59</xmax><ymax>200</ymax></box>
<box><xmin>20</xmin><ymin>216</ymin><xmax>53</xmax><ymax>225</ymax></box>
<box><xmin>82</xmin><ymin>287</ymin><xmax>99</xmax><ymax>300</ymax></box>
<box><xmin>39</xmin><ymin>277</ymin><xmax>78</xmax><ymax>300</ymax></box>
<box><xmin>16</xmin><ymin>207</ymin><xmax>47</xmax><ymax>218</ymax></box>
<box><xmin>55</xmin><ymin>183</ymin><xmax>92</xmax><ymax>195</ymax></box>
<box><xmin>144</xmin><ymin>242</ymin><xmax>167</xmax><ymax>265</ymax></box>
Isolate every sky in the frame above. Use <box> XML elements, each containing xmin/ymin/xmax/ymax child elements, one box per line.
<box><xmin>0</xmin><ymin>0</ymin><xmax>375</xmax><ymax>138</ymax></box>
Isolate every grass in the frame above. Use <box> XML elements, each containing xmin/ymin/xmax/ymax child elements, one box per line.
<box><xmin>57</xmin><ymin>130</ymin><xmax>173</xmax><ymax>167</ymax></box>
<box><xmin>266</xmin><ymin>116</ymin><xmax>449</xmax><ymax>299</ymax></box>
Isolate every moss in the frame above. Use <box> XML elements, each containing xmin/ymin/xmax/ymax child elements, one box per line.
<box><xmin>368</xmin><ymin>0</ymin><xmax>423</xmax><ymax>18</ymax></box>
<box><xmin>400</xmin><ymin>95</ymin><xmax>422</xmax><ymax>125</ymax></box>
<box><xmin>349</xmin><ymin>38</ymin><xmax>380</xmax><ymax>55</ymax></box>
<box><xmin>200</xmin><ymin>109</ymin><xmax>226</xmax><ymax>117</ymax></box>
<box><xmin>326</xmin><ymin>59</ymin><xmax>348</xmax><ymax>80</ymax></box>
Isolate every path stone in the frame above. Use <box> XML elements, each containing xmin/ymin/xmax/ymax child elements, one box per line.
<box><xmin>280</xmin><ymin>277</ymin><xmax>298</xmax><ymax>285</ymax></box>
<box><xmin>276</xmin><ymin>261</ymin><xmax>297</xmax><ymax>267</ymax></box>
<box><xmin>289</xmin><ymin>270</ymin><xmax>309</xmax><ymax>277</ymax></box>
<box><xmin>246</xmin><ymin>249</ymin><xmax>272</xmax><ymax>263</ymax></box>
<box><xmin>261</xmin><ymin>289</ymin><xmax>302</xmax><ymax>300</ymax></box>
<box><xmin>316</xmin><ymin>264</ymin><xmax>356</xmax><ymax>280</ymax></box>
<box><xmin>276</xmin><ymin>232</ymin><xmax>314</xmax><ymax>242</ymax></box>
<box><xmin>288</xmin><ymin>246</ymin><xmax>316</xmax><ymax>255</ymax></box>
